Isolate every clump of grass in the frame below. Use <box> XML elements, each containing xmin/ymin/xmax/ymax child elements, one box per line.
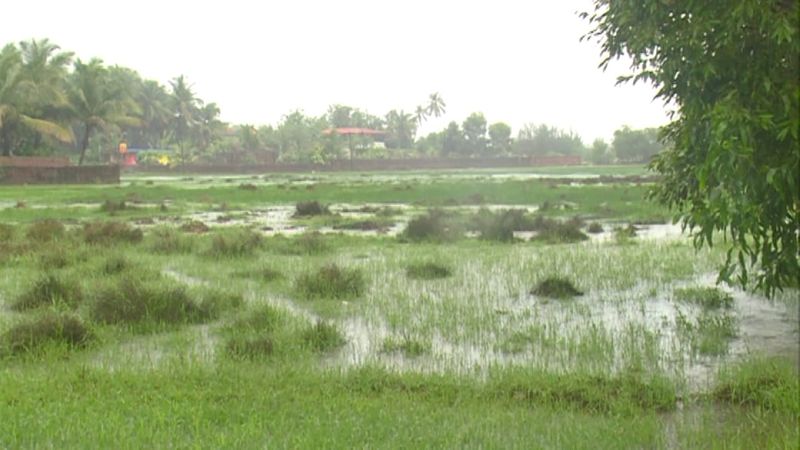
<box><xmin>676</xmin><ymin>310</ymin><xmax>738</xmax><ymax>355</ymax></box>
<box><xmin>405</xmin><ymin>262</ymin><xmax>453</xmax><ymax>280</ymax></box>
<box><xmin>587</xmin><ymin>222</ymin><xmax>604</xmax><ymax>233</ymax></box>
<box><xmin>380</xmin><ymin>335</ymin><xmax>430</xmax><ymax>357</ymax></box>
<box><xmin>674</xmin><ymin>286</ymin><xmax>734</xmax><ymax>309</ymax></box>
<box><xmin>531</xmin><ymin>220</ymin><xmax>589</xmax><ymax>244</ymax></box>
<box><xmin>332</xmin><ymin>219</ymin><xmax>390</xmax><ymax>231</ymax></box>
<box><xmin>302</xmin><ymin>320</ymin><xmax>346</xmax><ymax>352</ymax></box>
<box><xmin>531</xmin><ymin>277</ymin><xmax>583</xmax><ymax>299</ymax></box>
<box><xmin>99</xmin><ymin>199</ymin><xmax>128</xmax><ymax>214</ymax></box>
<box><xmin>222</xmin><ymin>304</ymin><xmax>288</xmax><ymax>359</ymax></box>
<box><xmin>26</xmin><ymin>219</ymin><xmax>65</xmax><ymax>243</ymax></box>
<box><xmin>402</xmin><ymin>210</ymin><xmax>460</xmax><ymax>242</ymax></box>
<box><xmin>101</xmin><ymin>255</ymin><xmax>133</xmax><ymax>275</ymax></box>
<box><xmin>12</xmin><ymin>273</ymin><xmax>83</xmax><ymax>311</ymax></box>
<box><xmin>271</xmin><ymin>232</ymin><xmax>330</xmax><ymax>256</ymax></box>
<box><xmin>472</xmin><ymin>209</ymin><xmax>537</xmax><ymax>242</ymax></box>
<box><xmin>38</xmin><ymin>249</ymin><xmax>73</xmax><ymax>270</ymax></box>
<box><xmin>0</xmin><ymin>223</ymin><xmax>15</xmax><ymax>241</ymax></box>
<box><xmin>180</xmin><ymin>220</ymin><xmax>210</xmax><ymax>233</ymax></box>
<box><xmin>713</xmin><ymin>357</ymin><xmax>800</xmax><ymax>414</ymax></box>
<box><xmin>225</xmin><ymin>336</ymin><xmax>274</xmax><ymax>359</ymax></box>
<box><xmin>198</xmin><ymin>288</ymin><xmax>244</xmax><ymax>316</ymax></box>
<box><xmin>293</xmin><ymin>201</ymin><xmax>330</xmax><ymax>217</ymax></box>
<box><xmin>238</xmin><ymin>183</ymin><xmax>258</xmax><ymax>191</ymax></box>
<box><xmin>82</xmin><ymin>221</ymin><xmax>143</xmax><ymax>245</ymax></box>
<box><xmin>613</xmin><ymin>224</ymin><xmax>638</xmax><ymax>245</ymax></box>
<box><xmin>295</xmin><ymin>263</ymin><xmax>365</xmax><ymax>300</ymax></box>
<box><xmin>149</xmin><ymin>227</ymin><xmax>194</xmax><ymax>254</ymax></box>
<box><xmin>90</xmin><ymin>277</ymin><xmax>214</xmax><ymax>328</ymax></box>
<box><xmin>232</xmin><ymin>266</ymin><xmax>283</xmax><ymax>282</ymax></box>
<box><xmin>493</xmin><ymin>370</ymin><xmax>676</xmax><ymax>413</ymax></box>
<box><xmin>207</xmin><ymin>228</ymin><xmax>263</xmax><ymax>258</ymax></box>
<box><xmin>2</xmin><ymin>313</ymin><xmax>93</xmax><ymax>355</ymax></box>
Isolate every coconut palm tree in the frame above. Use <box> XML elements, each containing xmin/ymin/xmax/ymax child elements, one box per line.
<box><xmin>68</xmin><ymin>58</ymin><xmax>140</xmax><ymax>165</ymax></box>
<box><xmin>426</xmin><ymin>92</ymin><xmax>446</xmax><ymax>118</ymax></box>
<box><xmin>0</xmin><ymin>43</ymin><xmax>73</xmax><ymax>156</ymax></box>
<box><xmin>168</xmin><ymin>75</ymin><xmax>200</xmax><ymax>165</ymax></box>
<box><xmin>414</xmin><ymin>105</ymin><xmax>428</xmax><ymax>126</ymax></box>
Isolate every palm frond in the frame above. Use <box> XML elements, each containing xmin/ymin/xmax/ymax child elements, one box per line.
<box><xmin>19</xmin><ymin>115</ymin><xmax>74</xmax><ymax>143</ymax></box>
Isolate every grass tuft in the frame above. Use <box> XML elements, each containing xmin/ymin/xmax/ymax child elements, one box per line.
<box><xmin>402</xmin><ymin>210</ymin><xmax>460</xmax><ymax>242</ymax></box>
<box><xmin>12</xmin><ymin>273</ymin><xmax>83</xmax><ymax>311</ymax></box>
<box><xmin>295</xmin><ymin>263</ymin><xmax>365</xmax><ymax>300</ymax></box>
<box><xmin>674</xmin><ymin>286</ymin><xmax>734</xmax><ymax>309</ymax></box>
<box><xmin>83</xmin><ymin>221</ymin><xmax>143</xmax><ymax>245</ymax></box>
<box><xmin>2</xmin><ymin>312</ymin><xmax>93</xmax><ymax>355</ymax></box>
<box><xmin>89</xmin><ymin>277</ymin><xmax>214</xmax><ymax>328</ymax></box>
<box><xmin>149</xmin><ymin>227</ymin><xmax>194</xmax><ymax>254</ymax></box>
<box><xmin>293</xmin><ymin>201</ymin><xmax>330</xmax><ymax>217</ymax></box>
<box><xmin>207</xmin><ymin>228</ymin><xmax>263</xmax><ymax>258</ymax></box>
<box><xmin>531</xmin><ymin>277</ymin><xmax>583</xmax><ymax>299</ymax></box>
<box><xmin>26</xmin><ymin>219</ymin><xmax>65</xmax><ymax>243</ymax></box>
<box><xmin>713</xmin><ymin>357</ymin><xmax>799</xmax><ymax>414</ymax></box>
<box><xmin>405</xmin><ymin>262</ymin><xmax>453</xmax><ymax>280</ymax></box>
<box><xmin>302</xmin><ymin>320</ymin><xmax>346</xmax><ymax>352</ymax></box>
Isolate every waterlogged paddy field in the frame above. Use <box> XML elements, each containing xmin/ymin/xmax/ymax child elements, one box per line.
<box><xmin>0</xmin><ymin>167</ymin><xmax>797</xmax><ymax>448</ymax></box>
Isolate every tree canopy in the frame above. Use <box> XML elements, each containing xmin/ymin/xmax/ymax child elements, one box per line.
<box><xmin>584</xmin><ymin>0</ymin><xmax>799</xmax><ymax>295</ymax></box>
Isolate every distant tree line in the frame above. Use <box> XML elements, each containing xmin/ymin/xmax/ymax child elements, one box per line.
<box><xmin>1</xmin><ymin>38</ymin><xmax>664</xmax><ymax>165</ymax></box>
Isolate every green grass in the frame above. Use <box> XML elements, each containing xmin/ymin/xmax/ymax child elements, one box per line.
<box><xmin>0</xmin><ymin>167</ymin><xmax>796</xmax><ymax>448</ymax></box>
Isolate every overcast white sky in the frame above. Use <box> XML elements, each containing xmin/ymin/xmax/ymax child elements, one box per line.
<box><xmin>3</xmin><ymin>0</ymin><xmax>670</xmax><ymax>143</ymax></box>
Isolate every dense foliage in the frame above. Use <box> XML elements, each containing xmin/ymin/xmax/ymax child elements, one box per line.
<box><xmin>584</xmin><ymin>0</ymin><xmax>799</xmax><ymax>294</ymax></box>
<box><xmin>1</xmin><ymin>38</ymin><xmax>666</xmax><ymax>164</ymax></box>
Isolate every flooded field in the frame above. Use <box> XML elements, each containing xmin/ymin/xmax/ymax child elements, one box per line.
<box><xmin>0</xmin><ymin>168</ymin><xmax>797</xmax><ymax>448</ymax></box>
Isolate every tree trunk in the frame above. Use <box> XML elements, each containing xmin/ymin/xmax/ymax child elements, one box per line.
<box><xmin>78</xmin><ymin>123</ymin><xmax>91</xmax><ymax>166</ymax></box>
<box><xmin>1</xmin><ymin>125</ymin><xmax>11</xmax><ymax>157</ymax></box>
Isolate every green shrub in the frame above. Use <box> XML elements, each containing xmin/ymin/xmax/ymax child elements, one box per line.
<box><xmin>12</xmin><ymin>273</ymin><xmax>83</xmax><ymax>311</ymax></box>
<box><xmin>26</xmin><ymin>219</ymin><xmax>65</xmax><ymax>243</ymax></box>
<box><xmin>293</xmin><ymin>201</ymin><xmax>330</xmax><ymax>217</ymax></box>
<box><xmin>402</xmin><ymin>210</ymin><xmax>460</xmax><ymax>242</ymax></box>
<box><xmin>406</xmin><ymin>262</ymin><xmax>453</xmax><ymax>280</ymax></box>
<box><xmin>532</xmin><ymin>221</ymin><xmax>589</xmax><ymax>244</ymax></box>
<box><xmin>37</xmin><ymin>249</ymin><xmax>74</xmax><ymax>270</ymax></box>
<box><xmin>208</xmin><ymin>228</ymin><xmax>263</xmax><ymax>258</ymax></box>
<box><xmin>302</xmin><ymin>320</ymin><xmax>346</xmax><ymax>352</ymax></box>
<box><xmin>83</xmin><ymin>222</ymin><xmax>143</xmax><ymax>245</ymax></box>
<box><xmin>232</xmin><ymin>266</ymin><xmax>283</xmax><ymax>282</ymax></box>
<box><xmin>198</xmin><ymin>288</ymin><xmax>244</xmax><ymax>316</ymax></box>
<box><xmin>295</xmin><ymin>263</ymin><xmax>365</xmax><ymax>300</ymax></box>
<box><xmin>674</xmin><ymin>286</ymin><xmax>734</xmax><ymax>309</ymax></box>
<box><xmin>2</xmin><ymin>313</ymin><xmax>93</xmax><ymax>355</ymax></box>
<box><xmin>531</xmin><ymin>277</ymin><xmax>583</xmax><ymax>299</ymax></box>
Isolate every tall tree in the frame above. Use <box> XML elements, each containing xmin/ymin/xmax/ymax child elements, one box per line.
<box><xmin>384</xmin><ymin>110</ymin><xmax>416</xmax><ymax>149</ymax></box>
<box><xmin>488</xmin><ymin>122</ymin><xmax>512</xmax><ymax>154</ymax></box>
<box><xmin>427</xmin><ymin>92</ymin><xmax>446</xmax><ymax>118</ymax></box>
<box><xmin>168</xmin><ymin>75</ymin><xmax>200</xmax><ymax>165</ymax></box>
<box><xmin>68</xmin><ymin>59</ymin><xmax>139</xmax><ymax>165</ymax></box>
<box><xmin>462</xmin><ymin>112</ymin><xmax>487</xmax><ymax>155</ymax></box>
<box><xmin>0</xmin><ymin>42</ymin><xmax>72</xmax><ymax>156</ymax></box>
<box><xmin>612</xmin><ymin>126</ymin><xmax>663</xmax><ymax>163</ymax></box>
<box><xmin>584</xmin><ymin>0</ymin><xmax>799</xmax><ymax>294</ymax></box>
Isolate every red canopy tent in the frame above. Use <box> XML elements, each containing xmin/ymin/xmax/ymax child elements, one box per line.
<box><xmin>322</xmin><ymin>127</ymin><xmax>387</xmax><ymax>169</ymax></box>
